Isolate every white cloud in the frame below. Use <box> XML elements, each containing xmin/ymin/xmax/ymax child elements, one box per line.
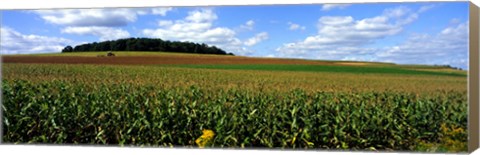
<box><xmin>275</xmin><ymin>6</ymin><xmax>468</xmax><ymax>68</ymax></box>
<box><xmin>240</xmin><ymin>20</ymin><xmax>255</xmax><ymax>30</ymax></box>
<box><xmin>383</xmin><ymin>6</ymin><xmax>419</xmax><ymax>26</ymax></box>
<box><xmin>34</xmin><ymin>9</ymin><xmax>140</xmax><ymax>27</ymax></box>
<box><xmin>61</xmin><ymin>26</ymin><xmax>130</xmax><ymax>41</ymax></box>
<box><xmin>34</xmin><ymin>8</ymin><xmax>173</xmax><ymax>27</ymax></box>
<box><xmin>158</xmin><ymin>20</ymin><xmax>173</xmax><ymax>27</ymax></box>
<box><xmin>33</xmin><ymin>8</ymin><xmax>173</xmax><ymax>41</ymax></box>
<box><xmin>288</xmin><ymin>22</ymin><xmax>305</xmax><ymax>31</ymax></box>
<box><xmin>151</xmin><ymin>7</ymin><xmax>173</xmax><ymax>16</ymax></box>
<box><xmin>142</xmin><ymin>9</ymin><xmax>255</xmax><ymax>55</ymax></box>
<box><xmin>244</xmin><ymin>32</ymin><xmax>269</xmax><ymax>46</ymax></box>
<box><xmin>318</xmin><ymin>16</ymin><xmax>355</xmax><ymax>26</ymax></box>
<box><xmin>246</xmin><ymin>20</ymin><xmax>254</xmax><ymax>27</ymax></box>
<box><xmin>277</xmin><ymin>12</ymin><xmax>405</xmax><ymax>56</ymax></box>
<box><xmin>418</xmin><ymin>5</ymin><xmax>435</xmax><ymax>13</ymax></box>
<box><xmin>321</xmin><ymin>4</ymin><xmax>351</xmax><ymax>11</ymax></box>
<box><xmin>383</xmin><ymin>6</ymin><xmax>410</xmax><ymax>18</ymax></box>
<box><xmin>277</xmin><ymin>6</ymin><xmax>420</xmax><ymax>54</ymax></box>
<box><xmin>375</xmin><ymin>22</ymin><xmax>468</xmax><ymax>69</ymax></box>
<box><xmin>1</xmin><ymin>27</ymin><xmax>72</xmax><ymax>54</ymax></box>
<box><xmin>185</xmin><ymin>9</ymin><xmax>217</xmax><ymax>23</ymax></box>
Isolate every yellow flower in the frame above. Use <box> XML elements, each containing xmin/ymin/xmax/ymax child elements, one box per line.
<box><xmin>195</xmin><ymin>129</ymin><xmax>215</xmax><ymax>148</ymax></box>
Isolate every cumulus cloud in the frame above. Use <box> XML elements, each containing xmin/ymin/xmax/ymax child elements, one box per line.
<box><xmin>61</xmin><ymin>26</ymin><xmax>130</xmax><ymax>41</ymax></box>
<box><xmin>34</xmin><ymin>7</ymin><xmax>173</xmax><ymax>27</ymax></box>
<box><xmin>34</xmin><ymin>9</ymin><xmax>139</xmax><ymax>27</ymax></box>
<box><xmin>185</xmin><ymin>9</ymin><xmax>217</xmax><ymax>23</ymax></box>
<box><xmin>32</xmin><ymin>7</ymin><xmax>172</xmax><ymax>41</ymax></box>
<box><xmin>142</xmin><ymin>9</ymin><xmax>258</xmax><ymax>55</ymax></box>
<box><xmin>288</xmin><ymin>22</ymin><xmax>305</xmax><ymax>31</ymax></box>
<box><xmin>275</xmin><ymin>6</ymin><xmax>467</xmax><ymax>69</ymax></box>
<box><xmin>1</xmin><ymin>27</ymin><xmax>72</xmax><ymax>54</ymax></box>
<box><xmin>244</xmin><ymin>32</ymin><xmax>269</xmax><ymax>46</ymax></box>
<box><xmin>321</xmin><ymin>4</ymin><xmax>351</xmax><ymax>11</ymax></box>
<box><xmin>375</xmin><ymin>22</ymin><xmax>468</xmax><ymax>69</ymax></box>
<box><xmin>276</xmin><ymin>7</ymin><xmax>410</xmax><ymax>58</ymax></box>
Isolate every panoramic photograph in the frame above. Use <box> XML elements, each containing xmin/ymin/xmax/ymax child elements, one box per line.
<box><xmin>1</xmin><ymin>2</ymin><xmax>469</xmax><ymax>153</ymax></box>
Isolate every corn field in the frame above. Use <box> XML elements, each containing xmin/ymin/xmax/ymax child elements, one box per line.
<box><xmin>1</xmin><ymin>63</ymin><xmax>468</xmax><ymax>152</ymax></box>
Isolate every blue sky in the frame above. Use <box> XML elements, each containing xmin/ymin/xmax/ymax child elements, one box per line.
<box><xmin>0</xmin><ymin>2</ymin><xmax>469</xmax><ymax>69</ymax></box>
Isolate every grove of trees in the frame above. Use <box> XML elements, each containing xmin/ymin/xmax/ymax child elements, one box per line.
<box><xmin>62</xmin><ymin>38</ymin><xmax>234</xmax><ymax>55</ymax></box>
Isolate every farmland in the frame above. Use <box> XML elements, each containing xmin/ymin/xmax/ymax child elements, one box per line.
<box><xmin>1</xmin><ymin>52</ymin><xmax>468</xmax><ymax>152</ymax></box>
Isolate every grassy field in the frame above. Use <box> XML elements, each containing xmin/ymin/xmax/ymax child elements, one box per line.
<box><xmin>1</xmin><ymin>52</ymin><xmax>468</xmax><ymax>152</ymax></box>
<box><xmin>173</xmin><ymin>64</ymin><xmax>466</xmax><ymax>77</ymax></box>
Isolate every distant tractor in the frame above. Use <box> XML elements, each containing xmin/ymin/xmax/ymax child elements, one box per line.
<box><xmin>107</xmin><ymin>51</ymin><xmax>115</xmax><ymax>57</ymax></box>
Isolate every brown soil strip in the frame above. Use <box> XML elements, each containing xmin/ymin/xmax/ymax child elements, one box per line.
<box><xmin>2</xmin><ymin>55</ymin><xmax>340</xmax><ymax>66</ymax></box>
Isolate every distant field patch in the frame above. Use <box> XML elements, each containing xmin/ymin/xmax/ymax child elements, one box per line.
<box><xmin>173</xmin><ymin>64</ymin><xmax>467</xmax><ymax>77</ymax></box>
<box><xmin>335</xmin><ymin>62</ymin><xmax>370</xmax><ymax>66</ymax></box>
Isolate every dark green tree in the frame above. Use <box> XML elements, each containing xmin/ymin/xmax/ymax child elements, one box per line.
<box><xmin>66</xmin><ymin>37</ymin><xmax>234</xmax><ymax>55</ymax></box>
<box><xmin>61</xmin><ymin>45</ymin><xmax>73</xmax><ymax>53</ymax></box>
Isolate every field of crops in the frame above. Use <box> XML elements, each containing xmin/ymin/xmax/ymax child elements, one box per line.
<box><xmin>1</xmin><ymin>52</ymin><xmax>468</xmax><ymax>152</ymax></box>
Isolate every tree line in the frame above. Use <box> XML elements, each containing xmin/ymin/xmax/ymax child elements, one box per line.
<box><xmin>61</xmin><ymin>38</ymin><xmax>234</xmax><ymax>55</ymax></box>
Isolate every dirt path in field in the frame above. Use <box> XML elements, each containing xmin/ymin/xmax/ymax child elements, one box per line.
<box><xmin>2</xmin><ymin>55</ymin><xmax>341</xmax><ymax>66</ymax></box>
